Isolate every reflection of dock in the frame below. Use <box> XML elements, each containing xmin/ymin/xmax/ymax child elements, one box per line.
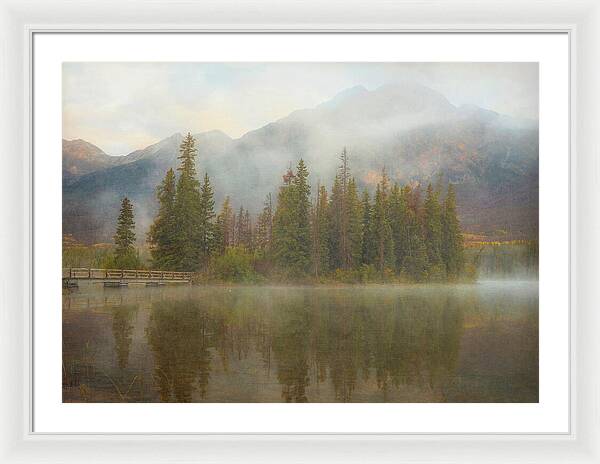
<box><xmin>63</xmin><ymin>285</ymin><xmax>178</xmax><ymax>311</ymax></box>
<box><xmin>62</xmin><ymin>268</ymin><xmax>192</xmax><ymax>288</ymax></box>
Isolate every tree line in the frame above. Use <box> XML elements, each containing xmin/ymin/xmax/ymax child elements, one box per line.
<box><xmin>113</xmin><ymin>133</ymin><xmax>466</xmax><ymax>282</ymax></box>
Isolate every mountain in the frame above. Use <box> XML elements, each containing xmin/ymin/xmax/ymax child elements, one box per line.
<box><xmin>63</xmin><ymin>82</ymin><xmax>538</xmax><ymax>243</ymax></box>
<box><xmin>63</xmin><ymin>139</ymin><xmax>126</xmax><ymax>183</ymax></box>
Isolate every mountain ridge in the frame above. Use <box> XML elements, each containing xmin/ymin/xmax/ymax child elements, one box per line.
<box><xmin>63</xmin><ymin>82</ymin><xmax>539</xmax><ymax>243</ymax></box>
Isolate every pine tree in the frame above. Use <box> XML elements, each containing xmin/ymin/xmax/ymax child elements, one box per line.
<box><xmin>329</xmin><ymin>148</ymin><xmax>362</xmax><ymax>270</ymax></box>
<box><xmin>311</xmin><ymin>183</ymin><xmax>330</xmax><ymax>277</ymax></box>
<box><xmin>243</xmin><ymin>209</ymin><xmax>253</xmax><ymax>250</ymax></box>
<box><xmin>347</xmin><ymin>178</ymin><xmax>363</xmax><ymax>267</ymax></box>
<box><xmin>328</xmin><ymin>174</ymin><xmax>343</xmax><ymax>269</ymax></box>
<box><xmin>388</xmin><ymin>183</ymin><xmax>410</xmax><ymax>273</ymax></box>
<box><xmin>148</xmin><ymin>168</ymin><xmax>177</xmax><ymax>269</ymax></box>
<box><xmin>236</xmin><ymin>206</ymin><xmax>250</xmax><ymax>248</ymax></box>
<box><xmin>113</xmin><ymin>197</ymin><xmax>138</xmax><ymax>269</ymax></box>
<box><xmin>371</xmin><ymin>183</ymin><xmax>394</xmax><ymax>273</ymax></box>
<box><xmin>293</xmin><ymin>159</ymin><xmax>312</xmax><ymax>270</ymax></box>
<box><xmin>408</xmin><ymin>184</ymin><xmax>422</xmax><ymax>219</ymax></box>
<box><xmin>215</xmin><ymin>196</ymin><xmax>234</xmax><ymax>254</ymax></box>
<box><xmin>423</xmin><ymin>183</ymin><xmax>443</xmax><ymax>267</ymax></box>
<box><xmin>255</xmin><ymin>193</ymin><xmax>274</xmax><ymax>252</ymax></box>
<box><xmin>172</xmin><ymin>133</ymin><xmax>202</xmax><ymax>271</ymax></box>
<box><xmin>198</xmin><ymin>172</ymin><xmax>216</xmax><ymax>267</ymax></box>
<box><xmin>338</xmin><ymin>148</ymin><xmax>350</xmax><ymax>268</ymax></box>
<box><xmin>401</xmin><ymin>203</ymin><xmax>430</xmax><ymax>282</ymax></box>
<box><xmin>272</xmin><ymin>159</ymin><xmax>312</xmax><ymax>276</ymax></box>
<box><xmin>442</xmin><ymin>184</ymin><xmax>464</xmax><ymax>279</ymax></box>
<box><xmin>360</xmin><ymin>190</ymin><xmax>375</xmax><ymax>266</ymax></box>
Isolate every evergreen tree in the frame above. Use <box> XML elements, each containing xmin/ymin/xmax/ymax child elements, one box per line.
<box><xmin>401</xmin><ymin>205</ymin><xmax>430</xmax><ymax>282</ymax></box>
<box><xmin>328</xmin><ymin>174</ymin><xmax>343</xmax><ymax>269</ymax></box>
<box><xmin>172</xmin><ymin>133</ymin><xmax>202</xmax><ymax>271</ymax></box>
<box><xmin>360</xmin><ymin>190</ymin><xmax>375</xmax><ymax>266</ymax></box>
<box><xmin>347</xmin><ymin>178</ymin><xmax>363</xmax><ymax>267</ymax></box>
<box><xmin>423</xmin><ymin>183</ymin><xmax>443</xmax><ymax>267</ymax></box>
<box><xmin>371</xmin><ymin>183</ymin><xmax>394</xmax><ymax>273</ymax></box>
<box><xmin>338</xmin><ymin>148</ymin><xmax>350</xmax><ymax>268</ymax></box>
<box><xmin>147</xmin><ymin>168</ymin><xmax>177</xmax><ymax>269</ymax></box>
<box><xmin>311</xmin><ymin>184</ymin><xmax>330</xmax><ymax>277</ymax></box>
<box><xmin>408</xmin><ymin>184</ymin><xmax>422</xmax><ymax>219</ymax></box>
<box><xmin>388</xmin><ymin>183</ymin><xmax>410</xmax><ymax>273</ymax></box>
<box><xmin>215</xmin><ymin>196</ymin><xmax>234</xmax><ymax>254</ymax></box>
<box><xmin>329</xmin><ymin>148</ymin><xmax>362</xmax><ymax>269</ymax></box>
<box><xmin>198</xmin><ymin>172</ymin><xmax>216</xmax><ymax>268</ymax></box>
<box><xmin>379</xmin><ymin>167</ymin><xmax>390</xmax><ymax>198</ymax></box>
<box><xmin>255</xmin><ymin>193</ymin><xmax>274</xmax><ymax>252</ymax></box>
<box><xmin>272</xmin><ymin>159</ymin><xmax>312</xmax><ymax>276</ymax></box>
<box><xmin>293</xmin><ymin>159</ymin><xmax>312</xmax><ymax>270</ymax></box>
<box><xmin>442</xmin><ymin>184</ymin><xmax>464</xmax><ymax>279</ymax></box>
<box><xmin>113</xmin><ymin>197</ymin><xmax>139</xmax><ymax>269</ymax></box>
<box><xmin>243</xmin><ymin>209</ymin><xmax>253</xmax><ymax>250</ymax></box>
<box><xmin>236</xmin><ymin>206</ymin><xmax>252</xmax><ymax>248</ymax></box>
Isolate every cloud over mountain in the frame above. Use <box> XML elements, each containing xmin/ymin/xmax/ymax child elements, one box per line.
<box><xmin>63</xmin><ymin>82</ymin><xmax>538</xmax><ymax>243</ymax></box>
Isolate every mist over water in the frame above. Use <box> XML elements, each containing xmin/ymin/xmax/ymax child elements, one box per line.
<box><xmin>63</xmin><ymin>281</ymin><xmax>538</xmax><ymax>403</ymax></box>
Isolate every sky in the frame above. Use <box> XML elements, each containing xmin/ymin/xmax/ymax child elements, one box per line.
<box><xmin>63</xmin><ymin>62</ymin><xmax>538</xmax><ymax>156</ymax></box>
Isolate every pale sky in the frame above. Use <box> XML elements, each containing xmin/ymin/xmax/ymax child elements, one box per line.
<box><xmin>63</xmin><ymin>62</ymin><xmax>538</xmax><ymax>156</ymax></box>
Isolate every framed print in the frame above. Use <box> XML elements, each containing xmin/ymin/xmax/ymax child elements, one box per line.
<box><xmin>32</xmin><ymin>32</ymin><xmax>567</xmax><ymax>434</ymax></box>
<box><xmin>0</xmin><ymin>0</ymin><xmax>599</xmax><ymax>462</ymax></box>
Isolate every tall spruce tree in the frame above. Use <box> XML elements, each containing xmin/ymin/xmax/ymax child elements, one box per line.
<box><xmin>328</xmin><ymin>174</ymin><xmax>343</xmax><ymax>269</ymax></box>
<box><xmin>401</xmin><ymin>205</ymin><xmax>430</xmax><ymax>282</ymax></box>
<box><xmin>236</xmin><ymin>206</ymin><xmax>252</xmax><ymax>248</ymax></box>
<box><xmin>113</xmin><ymin>197</ymin><xmax>138</xmax><ymax>269</ymax></box>
<box><xmin>442</xmin><ymin>184</ymin><xmax>464</xmax><ymax>279</ymax></box>
<box><xmin>148</xmin><ymin>168</ymin><xmax>177</xmax><ymax>269</ymax></box>
<box><xmin>338</xmin><ymin>148</ymin><xmax>350</xmax><ymax>268</ymax></box>
<box><xmin>272</xmin><ymin>159</ymin><xmax>312</xmax><ymax>276</ymax></box>
<box><xmin>294</xmin><ymin>159</ymin><xmax>312</xmax><ymax>270</ymax></box>
<box><xmin>198</xmin><ymin>172</ymin><xmax>216</xmax><ymax>267</ymax></box>
<box><xmin>329</xmin><ymin>148</ymin><xmax>363</xmax><ymax>270</ymax></box>
<box><xmin>244</xmin><ymin>209</ymin><xmax>253</xmax><ymax>250</ymax></box>
<box><xmin>371</xmin><ymin>183</ymin><xmax>394</xmax><ymax>273</ymax></box>
<box><xmin>215</xmin><ymin>196</ymin><xmax>234</xmax><ymax>253</ymax></box>
<box><xmin>311</xmin><ymin>183</ymin><xmax>330</xmax><ymax>277</ymax></box>
<box><xmin>360</xmin><ymin>190</ymin><xmax>375</xmax><ymax>266</ymax></box>
<box><xmin>423</xmin><ymin>183</ymin><xmax>443</xmax><ymax>267</ymax></box>
<box><xmin>173</xmin><ymin>133</ymin><xmax>202</xmax><ymax>271</ymax></box>
<box><xmin>388</xmin><ymin>183</ymin><xmax>410</xmax><ymax>273</ymax></box>
<box><xmin>346</xmin><ymin>178</ymin><xmax>363</xmax><ymax>268</ymax></box>
<box><xmin>255</xmin><ymin>193</ymin><xmax>274</xmax><ymax>252</ymax></box>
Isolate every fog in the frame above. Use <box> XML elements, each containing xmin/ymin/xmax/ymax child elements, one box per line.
<box><xmin>63</xmin><ymin>62</ymin><xmax>538</xmax><ymax>156</ymax></box>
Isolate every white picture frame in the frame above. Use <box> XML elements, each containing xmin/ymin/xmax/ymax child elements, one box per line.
<box><xmin>0</xmin><ymin>0</ymin><xmax>596</xmax><ymax>462</ymax></box>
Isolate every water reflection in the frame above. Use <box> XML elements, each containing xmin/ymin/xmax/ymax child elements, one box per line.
<box><xmin>146</xmin><ymin>301</ymin><xmax>212</xmax><ymax>402</ymax></box>
<box><xmin>62</xmin><ymin>283</ymin><xmax>538</xmax><ymax>403</ymax></box>
<box><xmin>111</xmin><ymin>305</ymin><xmax>136</xmax><ymax>370</ymax></box>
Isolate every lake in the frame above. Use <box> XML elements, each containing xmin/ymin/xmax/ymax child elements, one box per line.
<box><xmin>62</xmin><ymin>281</ymin><xmax>538</xmax><ymax>403</ymax></box>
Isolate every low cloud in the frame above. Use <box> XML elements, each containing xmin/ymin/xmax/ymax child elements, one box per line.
<box><xmin>63</xmin><ymin>62</ymin><xmax>538</xmax><ymax>155</ymax></box>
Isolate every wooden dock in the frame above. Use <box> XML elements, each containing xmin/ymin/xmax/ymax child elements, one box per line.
<box><xmin>62</xmin><ymin>268</ymin><xmax>193</xmax><ymax>288</ymax></box>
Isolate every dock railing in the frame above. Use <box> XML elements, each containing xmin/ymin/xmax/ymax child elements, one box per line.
<box><xmin>62</xmin><ymin>268</ymin><xmax>193</xmax><ymax>281</ymax></box>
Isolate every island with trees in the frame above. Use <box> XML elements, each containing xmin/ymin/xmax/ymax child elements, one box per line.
<box><xmin>101</xmin><ymin>133</ymin><xmax>470</xmax><ymax>284</ymax></box>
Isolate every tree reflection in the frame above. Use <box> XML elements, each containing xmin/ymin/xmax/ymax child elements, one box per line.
<box><xmin>271</xmin><ymin>295</ymin><xmax>311</xmax><ymax>402</ymax></box>
<box><xmin>65</xmin><ymin>285</ymin><xmax>537</xmax><ymax>403</ymax></box>
<box><xmin>144</xmin><ymin>290</ymin><xmax>465</xmax><ymax>402</ymax></box>
<box><xmin>111</xmin><ymin>305</ymin><xmax>137</xmax><ymax>370</ymax></box>
<box><xmin>267</xmin><ymin>289</ymin><xmax>464</xmax><ymax>402</ymax></box>
<box><xmin>146</xmin><ymin>300</ymin><xmax>211</xmax><ymax>402</ymax></box>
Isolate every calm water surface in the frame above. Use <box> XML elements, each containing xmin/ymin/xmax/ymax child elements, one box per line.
<box><xmin>62</xmin><ymin>282</ymin><xmax>538</xmax><ymax>403</ymax></box>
